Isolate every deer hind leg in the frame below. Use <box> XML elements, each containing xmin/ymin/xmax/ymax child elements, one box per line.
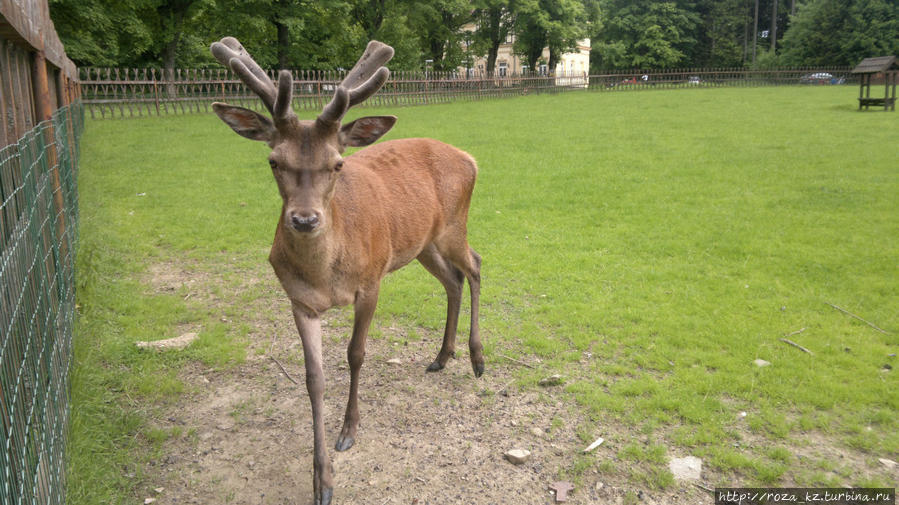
<box><xmin>460</xmin><ymin>247</ymin><xmax>483</xmax><ymax>377</ymax></box>
<box><xmin>435</xmin><ymin>237</ymin><xmax>484</xmax><ymax>378</ymax></box>
<box><xmin>417</xmin><ymin>244</ymin><xmax>465</xmax><ymax>372</ymax></box>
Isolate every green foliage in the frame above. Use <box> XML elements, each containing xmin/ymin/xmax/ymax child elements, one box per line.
<box><xmin>514</xmin><ymin>0</ymin><xmax>587</xmax><ymax>70</ymax></box>
<box><xmin>49</xmin><ymin>0</ymin><xmax>156</xmax><ymax>66</ymax></box>
<box><xmin>408</xmin><ymin>0</ymin><xmax>472</xmax><ymax>71</ymax></box>
<box><xmin>593</xmin><ymin>0</ymin><xmax>700</xmax><ymax>69</ymax></box>
<box><xmin>50</xmin><ymin>0</ymin><xmax>899</xmax><ymax>70</ymax></box>
<box><xmin>780</xmin><ymin>0</ymin><xmax>899</xmax><ymax>66</ymax></box>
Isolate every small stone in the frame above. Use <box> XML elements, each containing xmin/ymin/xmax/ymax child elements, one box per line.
<box><xmin>669</xmin><ymin>456</ymin><xmax>702</xmax><ymax>481</ymax></box>
<box><xmin>738</xmin><ymin>411</ymin><xmax>747</xmax><ymax>418</ymax></box>
<box><xmin>753</xmin><ymin>359</ymin><xmax>771</xmax><ymax>367</ymax></box>
<box><xmin>135</xmin><ymin>332</ymin><xmax>199</xmax><ymax>351</ymax></box>
<box><xmin>530</xmin><ymin>427</ymin><xmax>544</xmax><ymax>437</ymax></box>
<box><xmin>878</xmin><ymin>458</ymin><xmax>897</xmax><ymax>469</ymax></box>
<box><xmin>549</xmin><ymin>481</ymin><xmax>574</xmax><ymax>502</ymax></box>
<box><xmin>504</xmin><ymin>449</ymin><xmax>531</xmax><ymax>465</ymax></box>
<box><xmin>583</xmin><ymin>437</ymin><xmax>604</xmax><ymax>453</ymax></box>
<box><xmin>144</xmin><ymin>499</ymin><xmax>156</xmax><ymax>505</ymax></box>
<box><xmin>386</xmin><ymin>358</ymin><xmax>403</xmax><ymax>365</ymax></box>
<box><xmin>154</xmin><ymin>487</ymin><xmax>165</xmax><ymax>494</ymax></box>
<box><xmin>539</xmin><ymin>374</ymin><xmax>564</xmax><ymax>387</ymax></box>
<box><xmin>595</xmin><ymin>481</ymin><xmax>604</xmax><ymax>491</ymax></box>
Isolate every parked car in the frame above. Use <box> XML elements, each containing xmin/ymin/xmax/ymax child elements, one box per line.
<box><xmin>687</xmin><ymin>76</ymin><xmax>701</xmax><ymax>85</ymax></box>
<box><xmin>800</xmin><ymin>72</ymin><xmax>845</xmax><ymax>85</ymax></box>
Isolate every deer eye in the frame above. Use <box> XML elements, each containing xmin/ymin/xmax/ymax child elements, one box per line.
<box><xmin>268</xmin><ymin>159</ymin><xmax>278</xmax><ymax>169</ymax></box>
<box><xmin>334</xmin><ymin>160</ymin><xmax>344</xmax><ymax>172</ymax></box>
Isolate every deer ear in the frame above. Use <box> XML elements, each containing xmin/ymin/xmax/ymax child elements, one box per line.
<box><xmin>212</xmin><ymin>102</ymin><xmax>276</xmax><ymax>142</ymax></box>
<box><xmin>339</xmin><ymin>116</ymin><xmax>396</xmax><ymax>147</ymax></box>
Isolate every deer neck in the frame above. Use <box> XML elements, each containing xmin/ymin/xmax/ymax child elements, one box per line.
<box><xmin>272</xmin><ymin>200</ymin><xmax>344</xmax><ymax>280</ymax></box>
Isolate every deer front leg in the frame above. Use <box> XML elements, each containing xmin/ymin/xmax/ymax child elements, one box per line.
<box><xmin>291</xmin><ymin>303</ymin><xmax>333</xmax><ymax>505</ymax></box>
<box><xmin>336</xmin><ymin>284</ymin><xmax>380</xmax><ymax>452</ymax></box>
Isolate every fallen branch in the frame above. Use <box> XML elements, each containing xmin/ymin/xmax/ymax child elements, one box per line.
<box><xmin>271</xmin><ymin>356</ymin><xmax>300</xmax><ymax>385</ymax></box>
<box><xmin>500</xmin><ymin>354</ymin><xmax>535</xmax><ymax>369</ymax></box>
<box><xmin>780</xmin><ymin>338</ymin><xmax>813</xmax><ymax>355</ymax></box>
<box><xmin>784</xmin><ymin>327</ymin><xmax>806</xmax><ymax>337</ymax></box>
<box><xmin>826</xmin><ymin>302</ymin><xmax>889</xmax><ymax>334</ymax></box>
<box><xmin>693</xmin><ymin>483</ymin><xmax>714</xmax><ymax>493</ymax></box>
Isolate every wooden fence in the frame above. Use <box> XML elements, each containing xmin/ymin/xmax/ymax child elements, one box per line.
<box><xmin>80</xmin><ymin>65</ymin><xmax>855</xmax><ymax>120</ymax></box>
<box><xmin>1</xmin><ymin>2</ymin><xmax>83</xmax><ymax>505</ymax></box>
<box><xmin>0</xmin><ymin>0</ymin><xmax>80</xmax><ymax>147</ymax></box>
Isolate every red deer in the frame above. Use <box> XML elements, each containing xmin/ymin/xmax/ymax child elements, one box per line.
<box><xmin>209</xmin><ymin>37</ymin><xmax>483</xmax><ymax>505</ymax></box>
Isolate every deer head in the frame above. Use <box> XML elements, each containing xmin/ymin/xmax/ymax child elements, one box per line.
<box><xmin>210</xmin><ymin>37</ymin><xmax>396</xmax><ymax>235</ymax></box>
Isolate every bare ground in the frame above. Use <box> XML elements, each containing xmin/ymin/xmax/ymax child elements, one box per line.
<box><xmin>139</xmin><ymin>260</ymin><xmax>894</xmax><ymax>505</ymax></box>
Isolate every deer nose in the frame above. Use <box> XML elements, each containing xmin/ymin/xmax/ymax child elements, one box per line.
<box><xmin>289</xmin><ymin>212</ymin><xmax>320</xmax><ymax>233</ymax></box>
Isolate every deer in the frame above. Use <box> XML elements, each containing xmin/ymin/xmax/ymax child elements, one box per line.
<box><xmin>209</xmin><ymin>37</ymin><xmax>484</xmax><ymax>505</ymax></box>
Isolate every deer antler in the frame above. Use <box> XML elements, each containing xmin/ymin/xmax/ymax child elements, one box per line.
<box><xmin>210</xmin><ymin>37</ymin><xmax>295</xmax><ymax>123</ymax></box>
<box><xmin>318</xmin><ymin>40</ymin><xmax>394</xmax><ymax>125</ymax></box>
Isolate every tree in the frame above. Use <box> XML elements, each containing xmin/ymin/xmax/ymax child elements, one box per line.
<box><xmin>49</xmin><ymin>0</ymin><xmax>155</xmax><ymax>66</ymax></box>
<box><xmin>515</xmin><ymin>0</ymin><xmax>585</xmax><ymax>72</ymax></box>
<box><xmin>593</xmin><ymin>0</ymin><xmax>699</xmax><ymax>69</ymax></box>
<box><xmin>779</xmin><ymin>0</ymin><xmax>899</xmax><ymax>66</ymax></box>
<box><xmin>471</xmin><ymin>0</ymin><xmax>516</xmax><ymax>75</ymax></box>
<box><xmin>688</xmin><ymin>0</ymin><xmax>749</xmax><ymax>67</ymax></box>
<box><xmin>409</xmin><ymin>0</ymin><xmax>472</xmax><ymax>71</ymax></box>
<box><xmin>155</xmin><ymin>0</ymin><xmax>212</xmax><ymax>89</ymax></box>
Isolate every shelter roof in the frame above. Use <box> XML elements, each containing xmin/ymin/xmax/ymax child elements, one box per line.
<box><xmin>851</xmin><ymin>56</ymin><xmax>898</xmax><ymax>74</ymax></box>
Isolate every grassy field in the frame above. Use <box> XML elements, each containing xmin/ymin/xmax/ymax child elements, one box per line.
<box><xmin>70</xmin><ymin>86</ymin><xmax>897</xmax><ymax>503</ymax></box>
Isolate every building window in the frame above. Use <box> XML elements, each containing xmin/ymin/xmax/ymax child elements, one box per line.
<box><xmin>498</xmin><ymin>61</ymin><xmax>508</xmax><ymax>77</ymax></box>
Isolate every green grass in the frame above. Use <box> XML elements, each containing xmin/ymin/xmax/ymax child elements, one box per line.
<box><xmin>69</xmin><ymin>86</ymin><xmax>897</xmax><ymax>502</ymax></box>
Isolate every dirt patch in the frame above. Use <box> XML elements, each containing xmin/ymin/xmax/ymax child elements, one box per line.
<box><xmin>138</xmin><ymin>258</ymin><xmax>897</xmax><ymax>504</ymax></box>
<box><xmin>148</xmin><ymin>337</ymin><xmax>713</xmax><ymax>505</ymax></box>
<box><xmin>138</xmin><ymin>262</ymin><xmax>716</xmax><ymax>505</ymax></box>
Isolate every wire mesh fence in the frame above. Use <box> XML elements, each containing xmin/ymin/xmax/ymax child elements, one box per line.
<box><xmin>1</xmin><ymin>101</ymin><xmax>83</xmax><ymax>505</ymax></box>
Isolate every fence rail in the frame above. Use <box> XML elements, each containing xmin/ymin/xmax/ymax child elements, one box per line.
<box><xmin>80</xmin><ymin>66</ymin><xmax>855</xmax><ymax>119</ymax></box>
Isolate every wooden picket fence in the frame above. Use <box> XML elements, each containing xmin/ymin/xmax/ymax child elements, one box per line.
<box><xmin>80</xmin><ymin>66</ymin><xmax>855</xmax><ymax>119</ymax></box>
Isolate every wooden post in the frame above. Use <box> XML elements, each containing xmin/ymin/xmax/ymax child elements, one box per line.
<box><xmin>32</xmin><ymin>51</ymin><xmax>67</xmax><ymax>249</ymax></box>
<box><xmin>153</xmin><ymin>70</ymin><xmax>161</xmax><ymax>115</ymax></box>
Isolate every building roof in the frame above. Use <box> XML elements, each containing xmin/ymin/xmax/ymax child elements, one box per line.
<box><xmin>851</xmin><ymin>56</ymin><xmax>898</xmax><ymax>74</ymax></box>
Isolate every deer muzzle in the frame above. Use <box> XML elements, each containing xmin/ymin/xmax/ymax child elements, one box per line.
<box><xmin>288</xmin><ymin>210</ymin><xmax>322</xmax><ymax>234</ymax></box>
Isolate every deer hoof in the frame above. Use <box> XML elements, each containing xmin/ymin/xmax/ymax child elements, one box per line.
<box><xmin>426</xmin><ymin>360</ymin><xmax>445</xmax><ymax>372</ymax></box>
<box><xmin>335</xmin><ymin>435</ymin><xmax>355</xmax><ymax>452</ymax></box>
<box><xmin>473</xmin><ymin>362</ymin><xmax>485</xmax><ymax>378</ymax></box>
<box><xmin>318</xmin><ymin>487</ymin><xmax>333</xmax><ymax>505</ymax></box>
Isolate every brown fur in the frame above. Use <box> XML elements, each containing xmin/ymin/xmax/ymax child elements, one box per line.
<box><xmin>210</xmin><ymin>38</ymin><xmax>482</xmax><ymax>505</ymax></box>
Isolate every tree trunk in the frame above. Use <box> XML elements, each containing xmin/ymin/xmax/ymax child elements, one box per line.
<box><xmin>548</xmin><ymin>49</ymin><xmax>559</xmax><ymax>76</ymax></box>
<box><xmin>770</xmin><ymin>0</ymin><xmax>778</xmax><ymax>52</ymax></box>
<box><xmin>743</xmin><ymin>0</ymin><xmax>750</xmax><ymax>63</ymax></box>
<box><xmin>163</xmin><ymin>28</ymin><xmax>181</xmax><ymax>98</ymax></box>
<box><xmin>275</xmin><ymin>19</ymin><xmax>289</xmax><ymax>68</ymax></box>
<box><xmin>752</xmin><ymin>0</ymin><xmax>759</xmax><ymax>64</ymax></box>
<box><xmin>486</xmin><ymin>43</ymin><xmax>499</xmax><ymax>76</ymax></box>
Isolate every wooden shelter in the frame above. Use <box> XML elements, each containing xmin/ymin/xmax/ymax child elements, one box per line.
<box><xmin>851</xmin><ymin>56</ymin><xmax>897</xmax><ymax>111</ymax></box>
